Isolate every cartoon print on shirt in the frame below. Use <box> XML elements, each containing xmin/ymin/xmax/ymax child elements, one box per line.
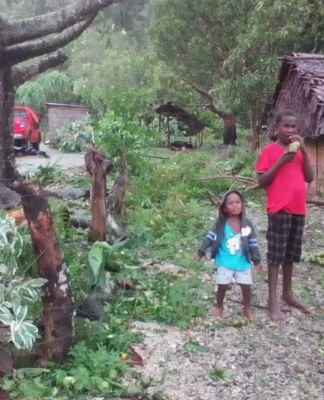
<box><xmin>226</xmin><ymin>234</ymin><xmax>241</xmax><ymax>255</ymax></box>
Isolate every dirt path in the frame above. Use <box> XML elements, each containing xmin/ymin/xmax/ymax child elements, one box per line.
<box><xmin>129</xmin><ymin>208</ymin><xmax>324</xmax><ymax>400</ymax></box>
<box><xmin>15</xmin><ymin>144</ymin><xmax>85</xmax><ymax>175</ymax></box>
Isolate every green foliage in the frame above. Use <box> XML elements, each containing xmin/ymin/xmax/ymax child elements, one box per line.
<box><xmin>31</xmin><ymin>163</ymin><xmax>61</xmax><ymax>185</ymax></box>
<box><xmin>57</xmin><ymin>117</ymin><xmax>94</xmax><ymax>153</ymax></box>
<box><xmin>150</xmin><ymin>0</ymin><xmax>324</xmax><ymax>132</ymax></box>
<box><xmin>109</xmin><ymin>267</ymin><xmax>207</xmax><ymax>328</ymax></box>
<box><xmin>15</xmin><ymin>71</ymin><xmax>73</xmax><ymax>112</ymax></box>
<box><xmin>0</xmin><ymin>216</ymin><xmax>46</xmax><ymax>350</ymax></box>
<box><xmin>95</xmin><ymin>112</ymin><xmax>158</xmax><ymax>174</ymax></box>
<box><xmin>87</xmin><ymin>240</ymin><xmax>126</xmax><ymax>289</ymax></box>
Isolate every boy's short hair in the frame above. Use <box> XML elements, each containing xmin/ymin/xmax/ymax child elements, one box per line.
<box><xmin>275</xmin><ymin>109</ymin><xmax>297</xmax><ymax>126</ymax></box>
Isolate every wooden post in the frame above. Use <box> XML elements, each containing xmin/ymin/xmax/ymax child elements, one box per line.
<box><xmin>166</xmin><ymin>113</ymin><xmax>171</xmax><ymax>148</ymax></box>
<box><xmin>17</xmin><ymin>182</ymin><xmax>74</xmax><ymax>364</ymax></box>
<box><xmin>85</xmin><ymin>149</ymin><xmax>113</xmax><ymax>242</ymax></box>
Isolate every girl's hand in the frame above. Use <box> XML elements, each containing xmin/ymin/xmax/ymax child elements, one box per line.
<box><xmin>195</xmin><ymin>255</ymin><xmax>202</xmax><ymax>261</ymax></box>
<box><xmin>254</xmin><ymin>264</ymin><xmax>263</xmax><ymax>271</ymax></box>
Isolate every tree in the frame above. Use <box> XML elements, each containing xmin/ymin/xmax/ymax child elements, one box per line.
<box><xmin>0</xmin><ymin>0</ymin><xmax>122</xmax><ymax>182</ymax></box>
<box><xmin>150</xmin><ymin>0</ymin><xmax>254</xmax><ymax>145</ymax></box>
<box><xmin>150</xmin><ymin>0</ymin><xmax>324</xmax><ymax>149</ymax></box>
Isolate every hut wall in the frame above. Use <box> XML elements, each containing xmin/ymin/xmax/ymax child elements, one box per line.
<box><xmin>305</xmin><ymin>138</ymin><xmax>324</xmax><ymax>196</ymax></box>
<box><xmin>305</xmin><ymin>139</ymin><xmax>317</xmax><ymax>197</ymax></box>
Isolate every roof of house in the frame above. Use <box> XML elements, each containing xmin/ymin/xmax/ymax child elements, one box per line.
<box><xmin>271</xmin><ymin>53</ymin><xmax>324</xmax><ymax>139</ymax></box>
<box><xmin>153</xmin><ymin>101</ymin><xmax>205</xmax><ymax>133</ymax></box>
<box><xmin>274</xmin><ymin>53</ymin><xmax>324</xmax><ymax>105</ymax></box>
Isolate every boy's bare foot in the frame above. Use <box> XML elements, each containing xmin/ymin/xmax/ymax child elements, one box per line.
<box><xmin>243</xmin><ymin>308</ymin><xmax>257</xmax><ymax>321</ymax></box>
<box><xmin>269</xmin><ymin>302</ymin><xmax>286</xmax><ymax>322</ymax></box>
<box><xmin>212</xmin><ymin>306</ymin><xmax>224</xmax><ymax>318</ymax></box>
<box><xmin>281</xmin><ymin>295</ymin><xmax>311</xmax><ymax>314</ymax></box>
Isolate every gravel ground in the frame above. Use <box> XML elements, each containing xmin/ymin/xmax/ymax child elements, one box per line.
<box><xmin>129</xmin><ymin>207</ymin><xmax>324</xmax><ymax>400</ymax></box>
<box><xmin>15</xmin><ymin>144</ymin><xmax>85</xmax><ymax>175</ymax></box>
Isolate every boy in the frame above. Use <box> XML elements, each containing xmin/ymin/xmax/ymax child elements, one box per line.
<box><xmin>255</xmin><ymin>109</ymin><xmax>314</xmax><ymax>322</ymax></box>
<box><xmin>196</xmin><ymin>190</ymin><xmax>262</xmax><ymax>320</ymax></box>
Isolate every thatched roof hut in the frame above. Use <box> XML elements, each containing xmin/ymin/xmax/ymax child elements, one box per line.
<box><xmin>268</xmin><ymin>52</ymin><xmax>324</xmax><ymax>195</ymax></box>
<box><xmin>153</xmin><ymin>101</ymin><xmax>205</xmax><ymax>134</ymax></box>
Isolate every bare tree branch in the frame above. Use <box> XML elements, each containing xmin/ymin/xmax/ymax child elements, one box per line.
<box><xmin>2</xmin><ymin>0</ymin><xmax>122</xmax><ymax>47</ymax></box>
<box><xmin>12</xmin><ymin>51</ymin><xmax>68</xmax><ymax>87</ymax></box>
<box><xmin>3</xmin><ymin>16</ymin><xmax>96</xmax><ymax>65</ymax></box>
<box><xmin>182</xmin><ymin>78</ymin><xmax>226</xmax><ymax>118</ymax></box>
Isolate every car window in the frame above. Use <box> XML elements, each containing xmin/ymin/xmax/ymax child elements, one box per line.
<box><xmin>14</xmin><ymin>110</ymin><xmax>28</xmax><ymax>119</ymax></box>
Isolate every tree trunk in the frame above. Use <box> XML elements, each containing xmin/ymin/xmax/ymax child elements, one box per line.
<box><xmin>223</xmin><ymin>115</ymin><xmax>237</xmax><ymax>145</ymax></box>
<box><xmin>17</xmin><ymin>182</ymin><xmax>74</xmax><ymax>364</ymax></box>
<box><xmin>85</xmin><ymin>149</ymin><xmax>113</xmax><ymax>242</ymax></box>
<box><xmin>0</xmin><ymin>68</ymin><xmax>16</xmax><ymax>183</ymax></box>
<box><xmin>108</xmin><ymin>150</ymin><xmax>127</xmax><ymax>221</ymax></box>
<box><xmin>251</xmin><ymin>110</ymin><xmax>260</xmax><ymax>152</ymax></box>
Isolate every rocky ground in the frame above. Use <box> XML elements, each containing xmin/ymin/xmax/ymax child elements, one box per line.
<box><xmin>128</xmin><ymin>207</ymin><xmax>324</xmax><ymax>400</ymax></box>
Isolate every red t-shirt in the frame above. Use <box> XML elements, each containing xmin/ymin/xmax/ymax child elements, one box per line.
<box><xmin>255</xmin><ymin>143</ymin><xmax>306</xmax><ymax>215</ymax></box>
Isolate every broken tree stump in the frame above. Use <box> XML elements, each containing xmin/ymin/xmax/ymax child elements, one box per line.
<box><xmin>17</xmin><ymin>182</ymin><xmax>74</xmax><ymax>364</ymax></box>
<box><xmin>108</xmin><ymin>150</ymin><xmax>127</xmax><ymax>221</ymax></box>
<box><xmin>85</xmin><ymin>150</ymin><xmax>113</xmax><ymax>242</ymax></box>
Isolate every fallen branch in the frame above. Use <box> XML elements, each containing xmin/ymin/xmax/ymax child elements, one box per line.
<box><xmin>193</xmin><ymin>174</ymin><xmax>257</xmax><ymax>185</ymax></box>
<box><xmin>307</xmin><ymin>199</ymin><xmax>324</xmax><ymax>207</ymax></box>
<box><xmin>69</xmin><ymin>214</ymin><xmax>128</xmax><ymax>241</ymax></box>
<box><xmin>140</xmin><ymin>154</ymin><xmax>171</xmax><ymax>160</ymax></box>
<box><xmin>43</xmin><ymin>187</ymin><xmax>91</xmax><ymax>200</ymax></box>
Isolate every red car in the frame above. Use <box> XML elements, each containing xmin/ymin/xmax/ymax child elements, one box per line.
<box><xmin>13</xmin><ymin>106</ymin><xmax>41</xmax><ymax>150</ymax></box>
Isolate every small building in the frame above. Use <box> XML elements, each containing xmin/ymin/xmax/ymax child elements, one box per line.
<box><xmin>268</xmin><ymin>53</ymin><xmax>324</xmax><ymax>195</ymax></box>
<box><xmin>46</xmin><ymin>103</ymin><xmax>90</xmax><ymax>144</ymax></box>
<box><xmin>153</xmin><ymin>101</ymin><xmax>205</xmax><ymax>148</ymax></box>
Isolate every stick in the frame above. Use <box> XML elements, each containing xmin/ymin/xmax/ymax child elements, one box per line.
<box><xmin>193</xmin><ymin>175</ymin><xmax>258</xmax><ymax>184</ymax></box>
<box><xmin>140</xmin><ymin>154</ymin><xmax>171</xmax><ymax>160</ymax></box>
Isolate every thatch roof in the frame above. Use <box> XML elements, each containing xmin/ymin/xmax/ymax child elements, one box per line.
<box><xmin>153</xmin><ymin>101</ymin><xmax>205</xmax><ymax>134</ymax></box>
<box><xmin>269</xmin><ymin>52</ymin><xmax>324</xmax><ymax>139</ymax></box>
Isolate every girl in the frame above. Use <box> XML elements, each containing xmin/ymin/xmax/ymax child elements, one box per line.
<box><xmin>196</xmin><ymin>191</ymin><xmax>262</xmax><ymax>320</ymax></box>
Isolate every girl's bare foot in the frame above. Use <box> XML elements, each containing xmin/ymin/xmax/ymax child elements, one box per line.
<box><xmin>269</xmin><ymin>301</ymin><xmax>287</xmax><ymax>322</ymax></box>
<box><xmin>212</xmin><ymin>306</ymin><xmax>224</xmax><ymax>318</ymax></box>
<box><xmin>281</xmin><ymin>295</ymin><xmax>311</xmax><ymax>314</ymax></box>
<box><xmin>243</xmin><ymin>308</ymin><xmax>257</xmax><ymax>321</ymax></box>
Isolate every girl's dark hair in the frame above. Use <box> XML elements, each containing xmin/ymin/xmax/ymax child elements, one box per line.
<box><xmin>275</xmin><ymin>109</ymin><xmax>297</xmax><ymax>125</ymax></box>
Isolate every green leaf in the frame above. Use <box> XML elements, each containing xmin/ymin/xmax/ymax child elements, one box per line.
<box><xmin>183</xmin><ymin>341</ymin><xmax>209</xmax><ymax>353</ymax></box>
<box><xmin>88</xmin><ymin>242</ymin><xmax>104</xmax><ymax>286</ymax></box>
<box><xmin>27</xmin><ymin>278</ymin><xmax>48</xmax><ymax>288</ymax></box>
<box><xmin>15</xmin><ymin>305</ymin><xmax>28</xmax><ymax>323</ymax></box>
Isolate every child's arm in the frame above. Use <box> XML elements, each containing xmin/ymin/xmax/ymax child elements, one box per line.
<box><xmin>247</xmin><ymin>222</ymin><xmax>262</xmax><ymax>269</ymax></box>
<box><xmin>292</xmin><ymin>135</ymin><xmax>314</xmax><ymax>183</ymax></box>
<box><xmin>196</xmin><ymin>221</ymin><xmax>217</xmax><ymax>260</ymax></box>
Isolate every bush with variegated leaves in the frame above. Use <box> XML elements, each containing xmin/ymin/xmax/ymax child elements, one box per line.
<box><xmin>0</xmin><ymin>216</ymin><xmax>47</xmax><ymax>350</ymax></box>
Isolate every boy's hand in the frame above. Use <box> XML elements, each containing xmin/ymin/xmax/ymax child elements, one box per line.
<box><xmin>254</xmin><ymin>264</ymin><xmax>263</xmax><ymax>271</ymax></box>
<box><xmin>195</xmin><ymin>255</ymin><xmax>202</xmax><ymax>261</ymax></box>
<box><xmin>279</xmin><ymin>149</ymin><xmax>296</xmax><ymax>165</ymax></box>
<box><xmin>290</xmin><ymin>134</ymin><xmax>306</xmax><ymax>152</ymax></box>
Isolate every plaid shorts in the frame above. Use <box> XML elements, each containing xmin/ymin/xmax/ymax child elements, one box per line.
<box><xmin>267</xmin><ymin>211</ymin><xmax>305</xmax><ymax>266</ymax></box>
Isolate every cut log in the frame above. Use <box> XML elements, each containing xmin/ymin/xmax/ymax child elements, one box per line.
<box><xmin>6</xmin><ymin>207</ymin><xmax>27</xmax><ymax>227</ymax></box>
<box><xmin>69</xmin><ymin>214</ymin><xmax>128</xmax><ymax>241</ymax></box>
<box><xmin>43</xmin><ymin>187</ymin><xmax>91</xmax><ymax>200</ymax></box>
<box><xmin>17</xmin><ymin>182</ymin><xmax>74</xmax><ymax>364</ymax></box>
<box><xmin>85</xmin><ymin>150</ymin><xmax>113</xmax><ymax>242</ymax></box>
